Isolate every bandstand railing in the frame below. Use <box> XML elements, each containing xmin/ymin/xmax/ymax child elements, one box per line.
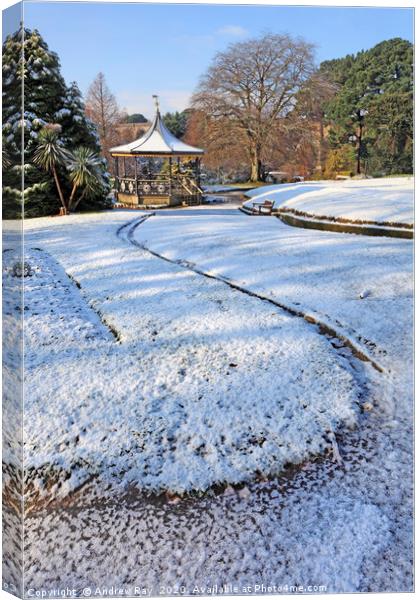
<box><xmin>116</xmin><ymin>175</ymin><xmax>202</xmax><ymax>199</ymax></box>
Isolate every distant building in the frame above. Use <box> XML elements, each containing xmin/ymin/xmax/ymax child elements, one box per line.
<box><xmin>114</xmin><ymin>122</ymin><xmax>151</xmax><ymax>146</ymax></box>
<box><xmin>267</xmin><ymin>171</ymin><xmax>304</xmax><ymax>183</ymax></box>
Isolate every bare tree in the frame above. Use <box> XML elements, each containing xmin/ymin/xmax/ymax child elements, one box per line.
<box><xmin>85</xmin><ymin>72</ymin><xmax>124</xmax><ymax>162</ymax></box>
<box><xmin>193</xmin><ymin>33</ymin><xmax>315</xmax><ymax>181</ymax></box>
<box><xmin>184</xmin><ymin>109</ymin><xmax>249</xmax><ymax>180</ymax></box>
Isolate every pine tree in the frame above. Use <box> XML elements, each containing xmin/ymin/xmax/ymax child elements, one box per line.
<box><xmin>125</xmin><ymin>113</ymin><xmax>147</xmax><ymax>124</ymax></box>
<box><xmin>56</xmin><ymin>81</ymin><xmax>110</xmax><ymax>211</ymax></box>
<box><xmin>321</xmin><ymin>38</ymin><xmax>413</xmax><ymax>175</ymax></box>
<box><xmin>162</xmin><ymin>111</ymin><xmax>188</xmax><ymax>138</ymax></box>
<box><xmin>2</xmin><ymin>27</ymin><xmax>110</xmax><ymax>218</ymax></box>
<box><xmin>2</xmin><ymin>27</ymin><xmax>69</xmax><ymax>217</ymax></box>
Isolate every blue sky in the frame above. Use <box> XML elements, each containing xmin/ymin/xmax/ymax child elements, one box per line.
<box><xmin>18</xmin><ymin>2</ymin><xmax>414</xmax><ymax>118</ymax></box>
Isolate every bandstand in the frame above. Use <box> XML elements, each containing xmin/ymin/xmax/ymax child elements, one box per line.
<box><xmin>110</xmin><ymin>96</ymin><xmax>204</xmax><ymax>207</ymax></box>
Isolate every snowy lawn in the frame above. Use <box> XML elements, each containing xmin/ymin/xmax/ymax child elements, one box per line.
<box><xmin>4</xmin><ymin>202</ymin><xmax>412</xmax><ymax>593</ymax></box>
<box><xmin>7</xmin><ymin>214</ymin><xmax>362</xmax><ymax>497</ymax></box>
<box><xmin>131</xmin><ymin>205</ymin><xmax>412</xmax><ymax>372</ymax></box>
<box><xmin>243</xmin><ymin>177</ymin><xmax>414</xmax><ymax>225</ymax></box>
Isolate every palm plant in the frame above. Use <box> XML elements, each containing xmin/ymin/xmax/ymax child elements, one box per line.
<box><xmin>2</xmin><ymin>136</ymin><xmax>12</xmax><ymax>171</ymax></box>
<box><xmin>66</xmin><ymin>146</ymin><xmax>102</xmax><ymax>211</ymax></box>
<box><xmin>33</xmin><ymin>125</ymin><xmax>104</xmax><ymax>214</ymax></box>
<box><xmin>32</xmin><ymin>124</ymin><xmax>68</xmax><ymax>212</ymax></box>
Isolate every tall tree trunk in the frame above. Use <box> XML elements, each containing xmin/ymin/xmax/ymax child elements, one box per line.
<box><xmin>250</xmin><ymin>160</ymin><xmax>259</xmax><ymax>182</ymax></box>
<box><xmin>52</xmin><ymin>166</ymin><xmax>68</xmax><ymax>213</ymax></box>
<box><xmin>99</xmin><ymin>77</ymin><xmax>107</xmax><ymax>141</ymax></box>
<box><xmin>72</xmin><ymin>188</ymin><xmax>87</xmax><ymax>211</ymax></box>
<box><xmin>250</xmin><ymin>143</ymin><xmax>263</xmax><ymax>182</ymax></box>
<box><xmin>68</xmin><ymin>183</ymin><xmax>78</xmax><ymax>211</ymax></box>
<box><xmin>316</xmin><ymin>117</ymin><xmax>325</xmax><ymax>173</ymax></box>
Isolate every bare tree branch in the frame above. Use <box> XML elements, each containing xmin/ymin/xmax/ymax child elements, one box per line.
<box><xmin>85</xmin><ymin>72</ymin><xmax>125</xmax><ymax>165</ymax></box>
<box><xmin>192</xmin><ymin>33</ymin><xmax>315</xmax><ymax>181</ymax></box>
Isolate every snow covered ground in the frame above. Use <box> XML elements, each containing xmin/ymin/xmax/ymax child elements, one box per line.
<box><xmin>3</xmin><ymin>201</ymin><xmax>413</xmax><ymax>594</ymax></box>
<box><xmin>243</xmin><ymin>177</ymin><xmax>414</xmax><ymax>225</ymax></box>
<box><xmin>12</xmin><ymin>235</ymin><xmax>360</xmax><ymax>496</ymax></box>
<box><xmin>12</xmin><ymin>217</ymin><xmax>360</xmax><ymax>495</ymax></box>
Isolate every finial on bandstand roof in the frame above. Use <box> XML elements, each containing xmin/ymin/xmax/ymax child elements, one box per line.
<box><xmin>152</xmin><ymin>94</ymin><xmax>160</xmax><ymax>114</ymax></box>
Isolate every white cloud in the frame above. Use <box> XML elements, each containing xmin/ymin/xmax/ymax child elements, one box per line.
<box><xmin>118</xmin><ymin>90</ymin><xmax>192</xmax><ymax>118</ymax></box>
<box><xmin>216</xmin><ymin>25</ymin><xmax>248</xmax><ymax>37</ymax></box>
<box><xmin>172</xmin><ymin>25</ymin><xmax>248</xmax><ymax>48</ymax></box>
<box><xmin>173</xmin><ymin>33</ymin><xmax>216</xmax><ymax>46</ymax></box>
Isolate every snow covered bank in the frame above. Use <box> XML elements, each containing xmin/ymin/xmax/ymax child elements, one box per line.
<box><xmin>244</xmin><ymin>177</ymin><xmax>414</xmax><ymax>226</ymax></box>
<box><xmin>277</xmin><ymin>211</ymin><xmax>413</xmax><ymax>239</ymax></box>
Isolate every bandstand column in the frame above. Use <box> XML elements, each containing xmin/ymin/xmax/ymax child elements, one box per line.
<box><xmin>195</xmin><ymin>158</ymin><xmax>201</xmax><ymax>187</ymax></box>
<box><xmin>134</xmin><ymin>156</ymin><xmax>138</xmax><ymax>197</ymax></box>
<box><xmin>169</xmin><ymin>157</ymin><xmax>173</xmax><ymax>197</ymax></box>
<box><xmin>114</xmin><ymin>157</ymin><xmax>119</xmax><ymax>196</ymax></box>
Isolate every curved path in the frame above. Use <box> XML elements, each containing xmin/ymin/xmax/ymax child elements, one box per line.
<box><xmin>123</xmin><ymin>204</ymin><xmax>412</xmax><ymax>374</ymax></box>
<box><xmin>119</xmin><ymin>214</ymin><xmax>384</xmax><ymax>373</ymax></box>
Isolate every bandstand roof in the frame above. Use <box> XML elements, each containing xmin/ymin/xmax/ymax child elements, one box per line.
<box><xmin>110</xmin><ymin>101</ymin><xmax>204</xmax><ymax>158</ymax></box>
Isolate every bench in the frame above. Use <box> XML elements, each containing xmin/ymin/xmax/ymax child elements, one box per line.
<box><xmin>252</xmin><ymin>200</ymin><xmax>274</xmax><ymax>215</ymax></box>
